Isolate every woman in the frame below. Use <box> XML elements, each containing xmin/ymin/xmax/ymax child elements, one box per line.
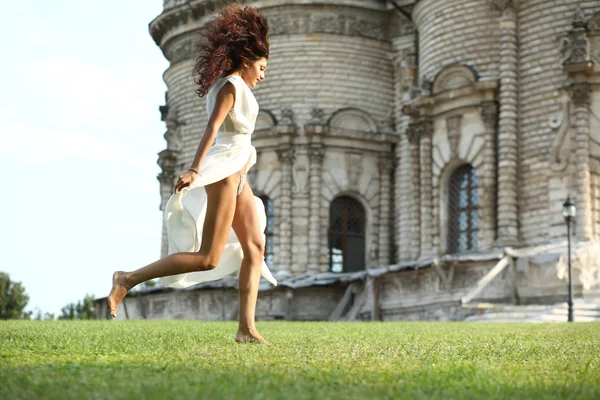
<box><xmin>107</xmin><ymin>3</ymin><xmax>275</xmax><ymax>344</ymax></box>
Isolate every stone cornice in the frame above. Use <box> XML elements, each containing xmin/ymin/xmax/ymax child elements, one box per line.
<box><xmin>150</xmin><ymin>0</ymin><xmax>394</xmax><ymax>52</ymax></box>
<box><xmin>403</xmin><ymin>80</ymin><xmax>499</xmax><ymax>118</ymax></box>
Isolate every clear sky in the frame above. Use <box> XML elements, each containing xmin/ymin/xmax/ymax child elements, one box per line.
<box><xmin>0</xmin><ymin>1</ymin><xmax>171</xmax><ymax>317</ymax></box>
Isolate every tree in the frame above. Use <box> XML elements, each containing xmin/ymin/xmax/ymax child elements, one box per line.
<box><xmin>59</xmin><ymin>294</ymin><xmax>97</xmax><ymax>320</ymax></box>
<box><xmin>0</xmin><ymin>272</ymin><xmax>30</xmax><ymax>320</ymax></box>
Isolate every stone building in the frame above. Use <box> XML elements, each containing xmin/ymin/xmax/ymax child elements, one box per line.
<box><xmin>96</xmin><ymin>0</ymin><xmax>600</xmax><ymax>321</ymax></box>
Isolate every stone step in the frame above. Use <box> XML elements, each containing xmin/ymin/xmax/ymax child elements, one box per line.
<box><xmin>542</xmin><ymin>314</ymin><xmax>600</xmax><ymax>322</ymax></box>
<box><xmin>550</xmin><ymin>308</ymin><xmax>600</xmax><ymax>318</ymax></box>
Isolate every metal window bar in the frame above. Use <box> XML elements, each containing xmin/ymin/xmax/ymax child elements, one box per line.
<box><xmin>448</xmin><ymin>165</ymin><xmax>479</xmax><ymax>254</ymax></box>
<box><xmin>328</xmin><ymin>196</ymin><xmax>366</xmax><ymax>272</ymax></box>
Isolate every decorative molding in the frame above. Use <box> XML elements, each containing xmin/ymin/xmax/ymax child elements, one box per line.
<box><xmin>491</xmin><ymin>0</ymin><xmax>518</xmax><ymax>12</ymax></box>
<box><xmin>151</xmin><ymin>3</ymin><xmax>390</xmax><ymax>47</ymax></box>
<box><xmin>255</xmin><ymin>110</ymin><xmax>277</xmax><ymax>131</ymax></box>
<box><xmin>432</xmin><ymin>65</ymin><xmax>477</xmax><ymax>95</ymax></box>
<box><xmin>572</xmin><ymin>6</ymin><xmax>587</xmax><ymax>30</ymax></box>
<box><xmin>345</xmin><ymin>152</ymin><xmax>363</xmax><ymax>190</ymax></box>
<box><xmin>446</xmin><ymin>115</ymin><xmax>463</xmax><ymax>159</ymax></box>
<box><xmin>329</xmin><ymin>108</ymin><xmax>378</xmax><ymax>133</ymax></box>
<box><xmin>548</xmin><ymin>99</ymin><xmax>571</xmax><ymax>173</ymax></box>
<box><xmin>309</xmin><ymin>107</ymin><xmax>326</xmax><ymax>125</ymax></box>
<box><xmin>280</xmin><ymin>108</ymin><xmax>295</xmax><ymax>126</ymax></box>
<box><xmin>268</xmin><ymin>13</ymin><xmax>387</xmax><ymax>41</ymax></box>
<box><xmin>150</xmin><ymin>0</ymin><xmax>225</xmax><ymax>46</ymax></box>
<box><xmin>376</xmin><ymin>109</ymin><xmax>395</xmax><ymax>134</ymax></box>
<box><xmin>569</xmin><ymin>83</ymin><xmax>591</xmax><ymax>106</ymax></box>
<box><xmin>292</xmin><ymin>148</ymin><xmax>310</xmax><ymax>194</ymax></box>
<box><xmin>163</xmin><ymin>106</ymin><xmax>186</xmax><ymax>152</ymax></box>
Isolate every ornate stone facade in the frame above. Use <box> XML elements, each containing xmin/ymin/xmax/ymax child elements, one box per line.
<box><xmin>142</xmin><ymin>1</ymin><xmax>600</xmax><ymax>321</ymax></box>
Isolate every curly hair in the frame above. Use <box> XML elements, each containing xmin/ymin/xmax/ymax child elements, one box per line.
<box><xmin>193</xmin><ymin>3</ymin><xmax>270</xmax><ymax>97</ymax></box>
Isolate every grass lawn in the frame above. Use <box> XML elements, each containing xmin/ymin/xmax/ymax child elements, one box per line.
<box><xmin>0</xmin><ymin>321</ymin><xmax>599</xmax><ymax>400</ymax></box>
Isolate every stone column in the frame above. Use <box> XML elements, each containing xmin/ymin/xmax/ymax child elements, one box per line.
<box><xmin>493</xmin><ymin>0</ymin><xmax>519</xmax><ymax>246</ymax></box>
<box><xmin>391</xmin><ymin>34</ymin><xmax>418</xmax><ymax>262</ymax></box>
<box><xmin>571</xmin><ymin>84</ymin><xmax>593</xmax><ymax>241</ymax></box>
<box><xmin>407</xmin><ymin>123</ymin><xmax>421</xmax><ymax>260</ymax></box>
<box><xmin>377</xmin><ymin>153</ymin><xmax>394</xmax><ymax>266</ymax></box>
<box><xmin>275</xmin><ymin>142</ymin><xmax>294</xmax><ymax>273</ymax></box>
<box><xmin>306</xmin><ymin>126</ymin><xmax>325</xmax><ymax>273</ymax></box>
<box><xmin>480</xmin><ymin>101</ymin><xmax>499</xmax><ymax>248</ymax></box>
<box><xmin>420</xmin><ymin>119</ymin><xmax>433</xmax><ymax>257</ymax></box>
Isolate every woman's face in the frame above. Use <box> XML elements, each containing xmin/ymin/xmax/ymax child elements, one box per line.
<box><xmin>242</xmin><ymin>57</ymin><xmax>267</xmax><ymax>89</ymax></box>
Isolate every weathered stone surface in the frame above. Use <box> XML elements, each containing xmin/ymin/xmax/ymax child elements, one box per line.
<box><xmin>141</xmin><ymin>0</ymin><xmax>600</xmax><ymax>321</ymax></box>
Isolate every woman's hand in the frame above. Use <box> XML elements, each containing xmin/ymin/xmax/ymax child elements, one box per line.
<box><xmin>174</xmin><ymin>169</ymin><xmax>199</xmax><ymax>193</ymax></box>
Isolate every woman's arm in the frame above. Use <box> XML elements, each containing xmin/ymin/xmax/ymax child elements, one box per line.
<box><xmin>189</xmin><ymin>82</ymin><xmax>236</xmax><ymax>170</ymax></box>
<box><xmin>174</xmin><ymin>81</ymin><xmax>236</xmax><ymax>193</ymax></box>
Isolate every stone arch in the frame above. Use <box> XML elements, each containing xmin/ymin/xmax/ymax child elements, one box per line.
<box><xmin>254</xmin><ymin>109</ymin><xmax>277</xmax><ymax>131</ymax></box>
<box><xmin>588</xmin><ymin>11</ymin><xmax>600</xmax><ymax>33</ymax></box>
<box><xmin>432</xmin><ymin>65</ymin><xmax>479</xmax><ymax>95</ymax></box>
<box><xmin>328</xmin><ymin>195</ymin><xmax>367</xmax><ymax>272</ymax></box>
<box><xmin>322</xmin><ymin>189</ymin><xmax>375</xmax><ymax>271</ymax></box>
<box><xmin>328</xmin><ymin>107</ymin><xmax>378</xmax><ymax>133</ymax></box>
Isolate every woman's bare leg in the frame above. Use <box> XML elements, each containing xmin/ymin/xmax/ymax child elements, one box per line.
<box><xmin>107</xmin><ymin>176</ymin><xmax>239</xmax><ymax>318</ymax></box>
<box><xmin>230</xmin><ymin>180</ymin><xmax>268</xmax><ymax>344</ymax></box>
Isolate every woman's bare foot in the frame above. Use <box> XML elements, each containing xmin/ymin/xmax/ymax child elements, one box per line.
<box><xmin>107</xmin><ymin>271</ymin><xmax>130</xmax><ymax>318</ymax></box>
<box><xmin>235</xmin><ymin>328</ymin><xmax>269</xmax><ymax>344</ymax></box>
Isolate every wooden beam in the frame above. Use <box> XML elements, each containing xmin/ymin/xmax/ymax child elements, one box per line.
<box><xmin>508</xmin><ymin>256</ymin><xmax>520</xmax><ymax>305</ymax></box>
<box><xmin>346</xmin><ymin>284</ymin><xmax>367</xmax><ymax>321</ymax></box>
<box><xmin>461</xmin><ymin>256</ymin><xmax>510</xmax><ymax>305</ymax></box>
<box><xmin>329</xmin><ymin>282</ymin><xmax>357</xmax><ymax>321</ymax></box>
<box><xmin>370</xmin><ymin>277</ymin><xmax>381</xmax><ymax>322</ymax></box>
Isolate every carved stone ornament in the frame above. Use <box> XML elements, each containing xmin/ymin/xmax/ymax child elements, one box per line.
<box><xmin>164</xmin><ymin>107</ymin><xmax>185</xmax><ymax>152</ymax></box>
<box><xmin>491</xmin><ymin>0</ymin><xmax>518</xmax><ymax>12</ymax></box>
<box><xmin>280</xmin><ymin>108</ymin><xmax>295</xmax><ymax>125</ymax></box>
<box><xmin>572</xmin><ymin>6</ymin><xmax>587</xmax><ymax>30</ymax></box>
<box><xmin>345</xmin><ymin>152</ymin><xmax>363</xmax><ymax>190</ymax></box>
<box><xmin>267</xmin><ymin>13</ymin><xmax>386</xmax><ymax>41</ymax></box>
<box><xmin>330</xmin><ymin>108</ymin><xmax>378</xmax><ymax>133</ymax></box>
<box><xmin>433</xmin><ymin>65</ymin><xmax>477</xmax><ymax>95</ymax></box>
<box><xmin>376</xmin><ymin>109</ymin><xmax>395</xmax><ymax>134</ymax></box>
<box><xmin>292</xmin><ymin>150</ymin><xmax>310</xmax><ymax>194</ymax></box>
<box><xmin>570</xmin><ymin>83</ymin><xmax>591</xmax><ymax>106</ymax></box>
<box><xmin>446</xmin><ymin>115</ymin><xmax>463</xmax><ymax>159</ymax></box>
<box><xmin>559</xmin><ymin>8</ymin><xmax>593</xmax><ymax>66</ymax></box>
<box><xmin>548</xmin><ymin>100</ymin><xmax>570</xmax><ymax>172</ymax></box>
<box><xmin>420</xmin><ymin>79</ymin><xmax>433</xmax><ymax>97</ymax></box>
<box><xmin>309</xmin><ymin>107</ymin><xmax>326</xmax><ymax>125</ymax></box>
<box><xmin>588</xmin><ymin>12</ymin><xmax>600</xmax><ymax>64</ymax></box>
<box><xmin>570</xmin><ymin>36</ymin><xmax>590</xmax><ymax>63</ymax></box>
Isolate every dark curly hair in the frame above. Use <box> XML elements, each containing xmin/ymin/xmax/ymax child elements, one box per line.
<box><xmin>193</xmin><ymin>3</ymin><xmax>269</xmax><ymax>97</ymax></box>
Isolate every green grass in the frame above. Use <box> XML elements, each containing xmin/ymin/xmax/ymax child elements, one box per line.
<box><xmin>1</xmin><ymin>321</ymin><xmax>599</xmax><ymax>399</ymax></box>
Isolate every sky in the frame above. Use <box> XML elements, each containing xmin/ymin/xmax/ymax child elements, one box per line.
<box><xmin>0</xmin><ymin>1</ymin><xmax>171</xmax><ymax>317</ymax></box>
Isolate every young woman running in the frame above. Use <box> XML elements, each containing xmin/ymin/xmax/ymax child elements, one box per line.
<box><xmin>107</xmin><ymin>3</ymin><xmax>276</xmax><ymax>344</ymax></box>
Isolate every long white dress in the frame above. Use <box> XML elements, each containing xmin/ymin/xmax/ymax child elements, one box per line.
<box><xmin>157</xmin><ymin>75</ymin><xmax>278</xmax><ymax>289</ymax></box>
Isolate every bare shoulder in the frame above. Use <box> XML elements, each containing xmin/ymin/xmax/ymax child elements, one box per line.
<box><xmin>215</xmin><ymin>81</ymin><xmax>236</xmax><ymax>109</ymax></box>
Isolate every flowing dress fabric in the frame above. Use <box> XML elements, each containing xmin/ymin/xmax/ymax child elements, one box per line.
<box><xmin>158</xmin><ymin>75</ymin><xmax>278</xmax><ymax>288</ymax></box>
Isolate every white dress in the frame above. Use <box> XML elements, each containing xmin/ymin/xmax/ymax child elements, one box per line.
<box><xmin>157</xmin><ymin>75</ymin><xmax>278</xmax><ymax>289</ymax></box>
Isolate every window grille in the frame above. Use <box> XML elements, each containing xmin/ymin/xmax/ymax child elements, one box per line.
<box><xmin>328</xmin><ymin>196</ymin><xmax>366</xmax><ymax>272</ymax></box>
<box><xmin>447</xmin><ymin>164</ymin><xmax>479</xmax><ymax>253</ymax></box>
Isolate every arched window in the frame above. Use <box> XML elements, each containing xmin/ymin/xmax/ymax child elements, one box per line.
<box><xmin>259</xmin><ymin>196</ymin><xmax>275</xmax><ymax>267</ymax></box>
<box><xmin>328</xmin><ymin>196</ymin><xmax>366</xmax><ymax>273</ymax></box>
<box><xmin>447</xmin><ymin>164</ymin><xmax>479</xmax><ymax>253</ymax></box>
